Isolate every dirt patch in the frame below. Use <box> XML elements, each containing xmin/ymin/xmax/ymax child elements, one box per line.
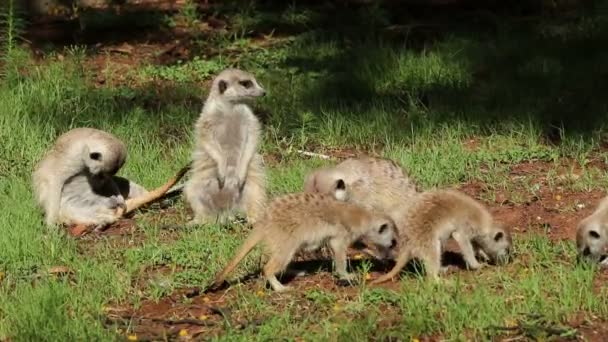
<box><xmin>460</xmin><ymin>158</ymin><xmax>607</xmax><ymax>241</ymax></box>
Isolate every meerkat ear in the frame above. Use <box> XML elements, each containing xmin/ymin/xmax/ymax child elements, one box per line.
<box><xmin>335</xmin><ymin>179</ymin><xmax>346</xmax><ymax>190</ymax></box>
<box><xmin>218</xmin><ymin>80</ymin><xmax>228</xmax><ymax>94</ymax></box>
<box><xmin>89</xmin><ymin>152</ymin><xmax>102</xmax><ymax>161</ymax></box>
<box><xmin>494</xmin><ymin>231</ymin><xmax>504</xmax><ymax>242</ymax></box>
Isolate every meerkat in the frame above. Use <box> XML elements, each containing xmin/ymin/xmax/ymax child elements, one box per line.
<box><xmin>210</xmin><ymin>192</ymin><xmax>399</xmax><ymax>292</ymax></box>
<box><xmin>184</xmin><ymin>68</ymin><xmax>267</xmax><ymax>226</ymax></box>
<box><xmin>303</xmin><ymin>156</ymin><xmax>419</xmax><ymax>212</ymax></box>
<box><xmin>32</xmin><ymin>127</ymin><xmax>190</xmax><ymax>227</ymax></box>
<box><xmin>369</xmin><ymin>189</ymin><xmax>512</xmax><ymax>284</ymax></box>
<box><xmin>576</xmin><ymin>196</ymin><xmax>608</xmax><ymax>267</ymax></box>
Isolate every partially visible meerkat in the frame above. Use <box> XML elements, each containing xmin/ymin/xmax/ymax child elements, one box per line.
<box><xmin>184</xmin><ymin>68</ymin><xmax>267</xmax><ymax>226</ymax></box>
<box><xmin>303</xmin><ymin>156</ymin><xmax>419</xmax><ymax>212</ymax></box>
<box><xmin>576</xmin><ymin>196</ymin><xmax>608</xmax><ymax>267</ymax></box>
<box><xmin>370</xmin><ymin>189</ymin><xmax>512</xmax><ymax>284</ymax></box>
<box><xmin>210</xmin><ymin>192</ymin><xmax>399</xmax><ymax>292</ymax></box>
<box><xmin>33</xmin><ymin>127</ymin><xmax>190</xmax><ymax>227</ymax></box>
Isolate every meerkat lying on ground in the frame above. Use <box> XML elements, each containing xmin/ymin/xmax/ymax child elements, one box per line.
<box><xmin>576</xmin><ymin>195</ymin><xmax>608</xmax><ymax>267</ymax></box>
<box><xmin>303</xmin><ymin>156</ymin><xmax>419</xmax><ymax>212</ymax></box>
<box><xmin>184</xmin><ymin>68</ymin><xmax>267</xmax><ymax>226</ymax></box>
<box><xmin>210</xmin><ymin>192</ymin><xmax>399</xmax><ymax>292</ymax></box>
<box><xmin>32</xmin><ymin>127</ymin><xmax>189</xmax><ymax>228</ymax></box>
<box><xmin>370</xmin><ymin>189</ymin><xmax>512</xmax><ymax>284</ymax></box>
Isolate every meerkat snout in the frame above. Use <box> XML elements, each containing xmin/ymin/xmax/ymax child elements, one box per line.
<box><xmin>576</xmin><ymin>221</ymin><xmax>608</xmax><ymax>264</ymax></box>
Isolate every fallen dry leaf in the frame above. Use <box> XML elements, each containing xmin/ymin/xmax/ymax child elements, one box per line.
<box><xmin>49</xmin><ymin>266</ymin><xmax>72</xmax><ymax>276</ymax></box>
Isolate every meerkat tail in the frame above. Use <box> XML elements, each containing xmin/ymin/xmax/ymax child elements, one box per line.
<box><xmin>120</xmin><ymin>163</ymin><xmax>191</xmax><ymax>215</ymax></box>
<box><xmin>370</xmin><ymin>249</ymin><xmax>411</xmax><ymax>285</ymax></box>
<box><xmin>212</xmin><ymin>229</ymin><xmax>265</xmax><ymax>288</ymax></box>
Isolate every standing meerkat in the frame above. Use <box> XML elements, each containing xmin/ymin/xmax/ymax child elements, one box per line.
<box><xmin>184</xmin><ymin>68</ymin><xmax>267</xmax><ymax>226</ymax></box>
<box><xmin>303</xmin><ymin>156</ymin><xmax>419</xmax><ymax>212</ymax></box>
<box><xmin>576</xmin><ymin>196</ymin><xmax>608</xmax><ymax>267</ymax></box>
<box><xmin>33</xmin><ymin>127</ymin><xmax>189</xmax><ymax>228</ymax></box>
<box><xmin>370</xmin><ymin>189</ymin><xmax>512</xmax><ymax>284</ymax></box>
<box><xmin>210</xmin><ymin>192</ymin><xmax>399</xmax><ymax>292</ymax></box>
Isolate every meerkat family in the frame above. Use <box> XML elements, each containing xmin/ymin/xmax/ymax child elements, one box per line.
<box><xmin>211</xmin><ymin>192</ymin><xmax>398</xmax><ymax>292</ymax></box>
<box><xmin>33</xmin><ymin>127</ymin><xmax>189</xmax><ymax>228</ymax></box>
<box><xmin>184</xmin><ymin>68</ymin><xmax>267</xmax><ymax>226</ymax></box>
<box><xmin>34</xmin><ymin>67</ymin><xmax>608</xmax><ymax>294</ymax></box>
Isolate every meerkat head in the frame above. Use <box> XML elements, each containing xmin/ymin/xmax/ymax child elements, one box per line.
<box><xmin>211</xmin><ymin>68</ymin><xmax>266</xmax><ymax>104</ymax></box>
<box><xmin>473</xmin><ymin>224</ymin><xmax>513</xmax><ymax>266</ymax></box>
<box><xmin>303</xmin><ymin>168</ymin><xmax>348</xmax><ymax>201</ymax></box>
<box><xmin>358</xmin><ymin>215</ymin><xmax>399</xmax><ymax>259</ymax></box>
<box><xmin>576</xmin><ymin>219</ymin><xmax>608</xmax><ymax>264</ymax></box>
<box><xmin>82</xmin><ymin>142</ymin><xmax>126</xmax><ymax>178</ymax></box>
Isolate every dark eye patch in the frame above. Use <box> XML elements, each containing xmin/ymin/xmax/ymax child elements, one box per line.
<box><xmin>89</xmin><ymin>152</ymin><xmax>102</xmax><ymax>161</ymax></box>
<box><xmin>590</xmin><ymin>230</ymin><xmax>601</xmax><ymax>239</ymax></box>
<box><xmin>494</xmin><ymin>232</ymin><xmax>504</xmax><ymax>242</ymax></box>
<box><xmin>379</xmin><ymin>223</ymin><xmax>388</xmax><ymax>234</ymax></box>
<box><xmin>218</xmin><ymin>80</ymin><xmax>228</xmax><ymax>94</ymax></box>
<box><xmin>239</xmin><ymin>80</ymin><xmax>253</xmax><ymax>88</ymax></box>
<box><xmin>335</xmin><ymin>179</ymin><xmax>345</xmax><ymax>190</ymax></box>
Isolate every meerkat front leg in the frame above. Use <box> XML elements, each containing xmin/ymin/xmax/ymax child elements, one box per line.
<box><xmin>235</xmin><ymin>117</ymin><xmax>260</xmax><ymax>190</ymax></box>
<box><xmin>201</xmin><ymin>135</ymin><xmax>228</xmax><ymax>188</ymax></box>
<box><xmin>329</xmin><ymin>237</ymin><xmax>356</xmax><ymax>282</ymax></box>
<box><xmin>452</xmin><ymin>231</ymin><xmax>482</xmax><ymax>270</ymax></box>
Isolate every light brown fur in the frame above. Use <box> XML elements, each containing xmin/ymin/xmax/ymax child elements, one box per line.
<box><xmin>303</xmin><ymin>156</ymin><xmax>419</xmax><ymax>213</ymax></box>
<box><xmin>576</xmin><ymin>195</ymin><xmax>608</xmax><ymax>266</ymax></box>
<box><xmin>211</xmin><ymin>192</ymin><xmax>398</xmax><ymax>292</ymax></box>
<box><xmin>184</xmin><ymin>68</ymin><xmax>267</xmax><ymax>226</ymax></box>
<box><xmin>33</xmin><ymin>127</ymin><xmax>189</xmax><ymax>227</ymax></box>
<box><xmin>370</xmin><ymin>189</ymin><xmax>512</xmax><ymax>284</ymax></box>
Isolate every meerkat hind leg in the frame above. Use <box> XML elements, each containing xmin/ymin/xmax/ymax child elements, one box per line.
<box><xmin>240</xmin><ymin>160</ymin><xmax>266</xmax><ymax>225</ymax></box>
<box><xmin>263</xmin><ymin>250</ymin><xmax>296</xmax><ymax>292</ymax></box>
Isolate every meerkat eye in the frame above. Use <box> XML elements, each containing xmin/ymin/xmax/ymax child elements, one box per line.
<box><xmin>218</xmin><ymin>80</ymin><xmax>228</xmax><ymax>94</ymax></box>
<box><xmin>589</xmin><ymin>230</ymin><xmax>601</xmax><ymax>239</ymax></box>
<box><xmin>239</xmin><ymin>80</ymin><xmax>253</xmax><ymax>88</ymax></box>
<box><xmin>335</xmin><ymin>179</ymin><xmax>346</xmax><ymax>190</ymax></box>
<box><xmin>89</xmin><ymin>152</ymin><xmax>102</xmax><ymax>161</ymax></box>
<box><xmin>379</xmin><ymin>223</ymin><xmax>388</xmax><ymax>234</ymax></box>
<box><xmin>494</xmin><ymin>232</ymin><xmax>504</xmax><ymax>242</ymax></box>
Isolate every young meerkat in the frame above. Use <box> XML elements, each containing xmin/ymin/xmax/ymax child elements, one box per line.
<box><xmin>303</xmin><ymin>156</ymin><xmax>419</xmax><ymax>212</ymax></box>
<box><xmin>576</xmin><ymin>195</ymin><xmax>608</xmax><ymax>267</ymax></box>
<box><xmin>210</xmin><ymin>192</ymin><xmax>399</xmax><ymax>292</ymax></box>
<box><xmin>184</xmin><ymin>68</ymin><xmax>267</xmax><ymax>226</ymax></box>
<box><xmin>370</xmin><ymin>189</ymin><xmax>512</xmax><ymax>284</ymax></box>
<box><xmin>33</xmin><ymin>127</ymin><xmax>189</xmax><ymax>228</ymax></box>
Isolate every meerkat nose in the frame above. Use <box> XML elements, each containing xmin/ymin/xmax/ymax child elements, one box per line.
<box><xmin>583</xmin><ymin>246</ymin><xmax>591</xmax><ymax>256</ymax></box>
<box><xmin>261</xmin><ymin>90</ymin><xmax>266</xmax><ymax>97</ymax></box>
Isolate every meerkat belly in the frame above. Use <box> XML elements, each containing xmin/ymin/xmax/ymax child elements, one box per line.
<box><xmin>60</xmin><ymin>174</ymin><xmax>123</xmax><ymax>222</ymax></box>
<box><xmin>216</xmin><ymin>115</ymin><xmax>246</xmax><ymax>164</ymax></box>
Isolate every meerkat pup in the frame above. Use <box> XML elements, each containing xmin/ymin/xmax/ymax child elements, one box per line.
<box><xmin>33</xmin><ymin>127</ymin><xmax>189</xmax><ymax>228</ymax></box>
<box><xmin>184</xmin><ymin>68</ymin><xmax>267</xmax><ymax>226</ymax></box>
<box><xmin>576</xmin><ymin>196</ymin><xmax>608</xmax><ymax>267</ymax></box>
<box><xmin>370</xmin><ymin>189</ymin><xmax>512</xmax><ymax>284</ymax></box>
<box><xmin>210</xmin><ymin>192</ymin><xmax>399</xmax><ymax>292</ymax></box>
<box><xmin>303</xmin><ymin>156</ymin><xmax>419</xmax><ymax>212</ymax></box>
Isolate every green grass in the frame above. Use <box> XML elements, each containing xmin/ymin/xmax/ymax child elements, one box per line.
<box><xmin>2</xmin><ymin>1</ymin><xmax>608</xmax><ymax>340</ymax></box>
